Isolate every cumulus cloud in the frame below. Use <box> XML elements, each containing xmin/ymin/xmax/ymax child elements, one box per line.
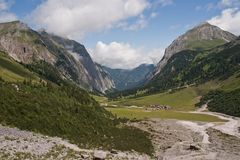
<box><xmin>0</xmin><ymin>0</ymin><xmax>17</xmax><ymax>22</ymax></box>
<box><xmin>28</xmin><ymin>0</ymin><xmax>149</xmax><ymax>38</ymax></box>
<box><xmin>208</xmin><ymin>8</ymin><xmax>240</xmax><ymax>35</ymax></box>
<box><xmin>89</xmin><ymin>41</ymin><xmax>164</xmax><ymax>69</ymax></box>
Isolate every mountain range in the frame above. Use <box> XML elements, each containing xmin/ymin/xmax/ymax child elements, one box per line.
<box><xmin>1</xmin><ymin>21</ymin><xmax>239</xmax><ymax>95</ymax></box>
<box><xmin>110</xmin><ymin>22</ymin><xmax>239</xmax><ymax>98</ymax></box>
<box><xmin>0</xmin><ymin>20</ymin><xmax>240</xmax><ymax>158</ymax></box>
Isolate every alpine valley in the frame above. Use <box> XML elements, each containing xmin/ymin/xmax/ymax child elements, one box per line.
<box><xmin>0</xmin><ymin>17</ymin><xmax>240</xmax><ymax>160</ymax></box>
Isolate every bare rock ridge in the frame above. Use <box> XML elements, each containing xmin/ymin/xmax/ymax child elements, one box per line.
<box><xmin>150</xmin><ymin>22</ymin><xmax>237</xmax><ymax>78</ymax></box>
<box><xmin>0</xmin><ymin>21</ymin><xmax>114</xmax><ymax>93</ymax></box>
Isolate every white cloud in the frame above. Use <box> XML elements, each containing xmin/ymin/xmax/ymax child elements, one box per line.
<box><xmin>218</xmin><ymin>0</ymin><xmax>240</xmax><ymax>8</ymax></box>
<box><xmin>0</xmin><ymin>0</ymin><xmax>17</xmax><ymax>22</ymax></box>
<box><xmin>148</xmin><ymin>48</ymin><xmax>165</xmax><ymax>65</ymax></box>
<box><xmin>208</xmin><ymin>8</ymin><xmax>240</xmax><ymax>35</ymax></box>
<box><xmin>89</xmin><ymin>41</ymin><xmax>164</xmax><ymax>69</ymax></box>
<box><xmin>0</xmin><ymin>0</ymin><xmax>8</xmax><ymax>10</ymax></box>
<box><xmin>196</xmin><ymin>0</ymin><xmax>240</xmax><ymax>12</ymax></box>
<box><xmin>0</xmin><ymin>11</ymin><xmax>17</xmax><ymax>23</ymax></box>
<box><xmin>28</xmin><ymin>0</ymin><xmax>149</xmax><ymax>38</ymax></box>
<box><xmin>118</xmin><ymin>14</ymin><xmax>148</xmax><ymax>31</ymax></box>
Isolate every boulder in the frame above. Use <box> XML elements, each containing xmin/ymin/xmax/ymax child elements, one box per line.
<box><xmin>93</xmin><ymin>150</ymin><xmax>107</xmax><ymax>160</ymax></box>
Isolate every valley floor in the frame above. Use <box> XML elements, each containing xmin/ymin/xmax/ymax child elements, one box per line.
<box><xmin>1</xmin><ymin>110</ymin><xmax>240</xmax><ymax>159</ymax></box>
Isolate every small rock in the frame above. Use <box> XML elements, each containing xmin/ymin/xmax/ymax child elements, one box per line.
<box><xmin>110</xmin><ymin>149</ymin><xmax>118</xmax><ymax>154</ymax></box>
<box><xmin>188</xmin><ymin>145</ymin><xmax>200</xmax><ymax>151</ymax></box>
<box><xmin>81</xmin><ymin>154</ymin><xmax>90</xmax><ymax>159</ymax></box>
<box><xmin>93</xmin><ymin>150</ymin><xmax>107</xmax><ymax>160</ymax></box>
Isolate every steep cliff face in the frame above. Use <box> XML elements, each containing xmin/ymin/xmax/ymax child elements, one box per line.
<box><xmin>151</xmin><ymin>22</ymin><xmax>237</xmax><ymax>77</ymax></box>
<box><xmin>95</xmin><ymin>63</ymin><xmax>115</xmax><ymax>91</ymax></box>
<box><xmin>0</xmin><ymin>21</ymin><xmax>114</xmax><ymax>93</ymax></box>
<box><xmin>43</xmin><ymin>33</ymin><xmax>115</xmax><ymax>93</ymax></box>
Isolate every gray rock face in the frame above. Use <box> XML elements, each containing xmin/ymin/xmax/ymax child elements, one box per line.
<box><xmin>0</xmin><ymin>21</ymin><xmax>56</xmax><ymax>64</ymax></box>
<box><xmin>150</xmin><ymin>22</ymin><xmax>237</xmax><ymax>78</ymax></box>
<box><xmin>46</xmin><ymin>34</ymin><xmax>115</xmax><ymax>93</ymax></box>
<box><xmin>0</xmin><ymin>21</ymin><xmax>114</xmax><ymax>93</ymax></box>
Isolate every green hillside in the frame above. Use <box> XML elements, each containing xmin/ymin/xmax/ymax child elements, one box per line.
<box><xmin>0</xmin><ymin>80</ymin><xmax>153</xmax><ymax>154</ymax></box>
<box><xmin>0</xmin><ymin>52</ymin><xmax>37</xmax><ymax>82</ymax></box>
<box><xmin>186</xmin><ymin>39</ymin><xmax>226</xmax><ymax>51</ymax></box>
<box><xmin>0</xmin><ymin>49</ymin><xmax>153</xmax><ymax>154</ymax></box>
<box><xmin>109</xmin><ymin>75</ymin><xmax>240</xmax><ymax>111</ymax></box>
<box><xmin>197</xmin><ymin>88</ymin><xmax>240</xmax><ymax>117</ymax></box>
<box><xmin>146</xmin><ymin>38</ymin><xmax>240</xmax><ymax>93</ymax></box>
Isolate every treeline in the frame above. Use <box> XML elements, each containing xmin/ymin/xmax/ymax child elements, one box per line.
<box><xmin>196</xmin><ymin>89</ymin><xmax>240</xmax><ymax>117</ymax></box>
<box><xmin>0</xmin><ymin>79</ymin><xmax>153</xmax><ymax>154</ymax></box>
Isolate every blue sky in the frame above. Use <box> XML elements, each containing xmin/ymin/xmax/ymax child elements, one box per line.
<box><xmin>10</xmin><ymin>0</ymin><xmax>223</xmax><ymax>48</ymax></box>
<box><xmin>2</xmin><ymin>0</ymin><xmax>240</xmax><ymax>69</ymax></box>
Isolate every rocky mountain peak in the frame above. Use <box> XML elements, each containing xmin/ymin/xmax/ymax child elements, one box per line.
<box><xmin>0</xmin><ymin>21</ymin><xmax>114</xmax><ymax>93</ymax></box>
<box><xmin>151</xmin><ymin>22</ymin><xmax>237</xmax><ymax>77</ymax></box>
<box><xmin>0</xmin><ymin>21</ymin><xmax>29</xmax><ymax>31</ymax></box>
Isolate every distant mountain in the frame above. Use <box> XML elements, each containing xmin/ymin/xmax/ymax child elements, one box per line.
<box><xmin>145</xmin><ymin>36</ymin><xmax>240</xmax><ymax>93</ymax></box>
<box><xmin>149</xmin><ymin>22</ymin><xmax>237</xmax><ymax>79</ymax></box>
<box><xmin>109</xmin><ymin>26</ymin><xmax>239</xmax><ymax>98</ymax></box>
<box><xmin>102</xmin><ymin>64</ymin><xmax>154</xmax><ymax>90</ymax></box>
<box><xmin>0</xmin><ymin>21</ymin><xmax>114</xmax><ymax>93</ymax></box>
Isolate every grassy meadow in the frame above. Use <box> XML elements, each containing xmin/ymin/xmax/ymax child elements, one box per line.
<box><xmin>106</xmin><ymin>107</ymin><xmax>226</xmax><ymax>122</ymax></box>
<box><xmin>91</xmin><ymin>76</ymin><xmax>240</xmax><ymax>122</ymax></box>
<box><xmin>106</xmin><ymin>75</ymin><xmax>240</xmax><ymax>111</ymax></box>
